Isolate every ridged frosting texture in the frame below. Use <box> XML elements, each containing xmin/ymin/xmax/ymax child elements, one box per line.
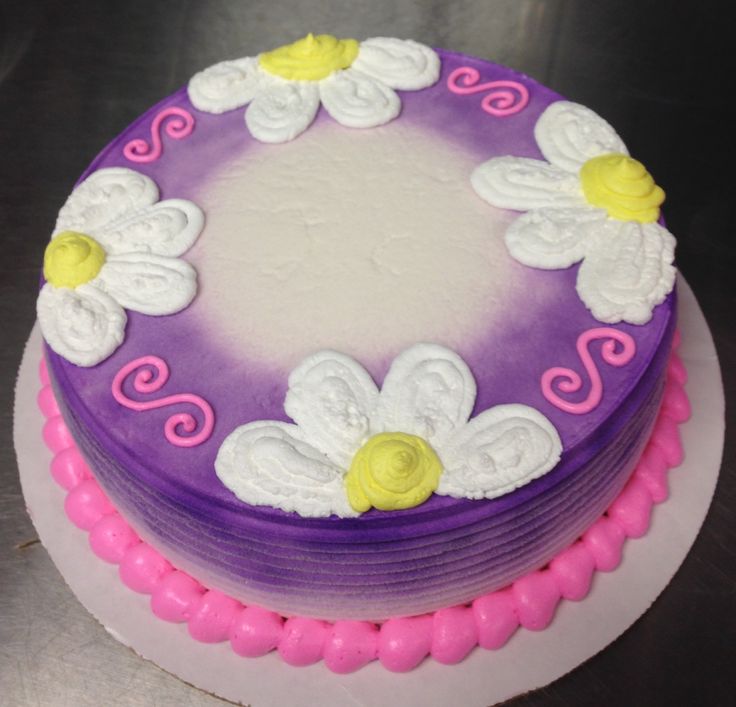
<box><xmin>37</xmin><ymin>332</ymin><xmax>689</xmax><ymax>671</ymax></box>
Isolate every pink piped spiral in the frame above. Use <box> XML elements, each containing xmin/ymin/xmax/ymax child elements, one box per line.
<box><xmin>112</xmin><ymin>355</ymin><xmax>214</xmax><ymax>447</ymax></box>
<box><xmin>541</xmin><ymin>327</ymin><xmax>636</xmax><ymax>414</ymax></box>
<box><xmin>36</xmin><ymin>335</ymin><xmax>690</xmax><ymax>672</ymax></box>
<box><xmin>447</xmin><ymin>66</ymin><xmax>529</xmax><ymax>116</ymax></box>
<box><xmin>123</xmin><ymin>107</ymin><xmax>195</xmax><ymax>163</ymax></box>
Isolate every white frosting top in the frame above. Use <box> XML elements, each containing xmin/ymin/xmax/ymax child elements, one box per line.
<box><xmin>187</xmin><ymin>120</ymin><xmax>523</xmax><ymax>371</ymax></box>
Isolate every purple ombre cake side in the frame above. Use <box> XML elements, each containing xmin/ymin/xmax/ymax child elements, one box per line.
<box><xmin>42</xmin><ymin>45</ymin><xmax>677</xmax><ymax>622</ymax></box>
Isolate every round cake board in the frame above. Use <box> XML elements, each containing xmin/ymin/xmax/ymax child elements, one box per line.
<box><xmin>14</xmin><ymin>276</ymin><xmax>724</xmax><ymax>707</ymax></box>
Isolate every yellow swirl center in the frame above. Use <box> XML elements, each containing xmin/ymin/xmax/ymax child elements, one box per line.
<box><xmin>580</xmin><ymin>153</ymin><xmax>665</xmax><ymax>223</ymax></box>
<box><xmin>259</xmin><ymin>33</ymin><xmax>359</xmax><ymax>82</ymax></box>
<box><xmin>345</xmin><ymin>432</ymin><xmax>442</xmax><ymax>512</ymax></box>
<box><xmin>43</xmin><ymin>231</ymin><xmax>106</xmax><ymax>288</ymax></box>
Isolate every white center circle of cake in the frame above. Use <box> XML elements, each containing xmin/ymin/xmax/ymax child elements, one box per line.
<box><xmin>187</xmin><ymin>119</ymin><xmax>517</xmax><ymax>370</ymax></box>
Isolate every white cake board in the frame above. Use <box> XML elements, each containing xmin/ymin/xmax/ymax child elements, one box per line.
<box><xmin>14</xmin><ymin>276</ymin><xmax>724</xmax><ymax>707</ymax></box>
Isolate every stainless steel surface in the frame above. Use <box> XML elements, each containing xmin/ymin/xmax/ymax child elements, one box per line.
<box><xmin>2</xmin><ymin>1</ymin><xmax>733</xmax><ymax>705</ymax></box>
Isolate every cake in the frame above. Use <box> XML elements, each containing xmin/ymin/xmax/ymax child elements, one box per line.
<box><xmin>34</xmin><ymin>34</ymin><xmax>689</xmax><ymax>673</ymax></box>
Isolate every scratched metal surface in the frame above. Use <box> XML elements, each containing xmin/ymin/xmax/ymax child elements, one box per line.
<box><xmin>1</xmin><ymin>1</ymin><xmax>733</xmax><ymax>705</ymax></box>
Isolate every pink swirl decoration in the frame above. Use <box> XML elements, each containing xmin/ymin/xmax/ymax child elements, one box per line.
<box><xmin>542</xmin><ymin>328</ymin><xmax>637</xmax><ymax>414</ymax></box>
<box><xmin>112</xmin><ymin>355</ymin><xmax>214</xmax><ymax>447</ymax></box>
<box><xmin>123</xmin><ymin>107</ymin><xmax>195</xmax><ymax>163</ymax></box>
<box><xmin>447</xmin><ymin>66</ymin><xmax>529</xmax><ymax>116</ymax></box>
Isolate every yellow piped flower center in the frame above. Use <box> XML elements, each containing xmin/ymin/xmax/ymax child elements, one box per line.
<box><xmin>259</xmin><ymin>33</ymin><xmax>359</xmax><ymax>82</ymax></box>
<box><xmin>43</xmin><ymin>231</ymin><xmax>106</xmax><ymax>288</ymax></box>
<box><xmin>580</xmin><ymin>153</ymin><xmax>665</xmax><ymax>223</ymax></box>
<box><xmin>345</xmin><ymin>432</ymin><xmax>442</xmax><ymax>513</ymax></box>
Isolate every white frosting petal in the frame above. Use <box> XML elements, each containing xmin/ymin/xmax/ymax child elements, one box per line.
<box><xmin>576</xmin><ymin>220</ymin><xmax>676</xmax><ymax>324</ymax></box>
<box><xmin>319</xmin><ymin>69</ymin><xmax>401</xmax><ymax>128</ymax></box>
<box><xmin>94</xmin><ymin>254</ymin><xmax>197</xmax><ymax>315</ymax></box>
<box><xmin>505</xmin><ymin>206</ymin><xmax>607</xmax><ymax>268</ymax></box>
<box><xmin>54</xmin><ymin>168</ymin><xmax>159</xmax><ymax>237</ymax></box>
<box><xmin>215</xmin><ymin>421</ymin><xmax>357</xmax><ymax>518</ymax></box>
<box><xmin>535</xmin><ymin>101</ymin><xmax>629</xmax><ymax>174</ymax></box>
<box><xmin>471</xmin><ymin>156</ymin><xmax>585</xmax><ymax>211</ymax></box>
<box><xmin>379</xmin><ymin>343</ymin><xmax>476</xmax><ymax>445</ymax></box>
<box><xmin>244</xmin><ymin>79</ymin><xmax>320</xmax><ymax>143</ymax></box>
<box><xmin>284</xmin><ymin>351</ymin><xmax>379</xmax><ymax>468</ymax></box>
<box><xmin>187</xmin><ymin>57</ymin><xmax>261</xmax><ymax>114</ymax></box>
<box><xmin>37</xmin><ymin>283</ymin><xmax>126</xmax><ymax>367</ymax></box>
<box><xmin>437</xmin><ymin>404</ymin><xmax>562</xmax><ymax>499</ymax></box>
<box><xmin>352</xmin><ymin>37</ymin><xmax>440</xmax><ymax>90</ymax></box>
<box><xmin>94</xmin><ymin>198</ymin><xmax>204</xmax><ymax>258</ymax></box>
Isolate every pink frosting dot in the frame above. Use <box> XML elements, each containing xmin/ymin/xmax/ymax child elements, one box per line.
<box><xmin>667</xmin><ymin>352</ymin><xmax>688</xmax><ymax>385</ymax></box>
<box><xmin>324</xmin><ymin>621</ymin><xmax>379</xmax><ymax>673</ymax></box>
<box><xmin>583</xmin><ymin>516</ymin><xmax>626</xmax><ymax>571</ymax></box>
<box><xmin>377</xmin><ymin>615</ymin><xmax>433</xmax><ymax>672</ymax></box>
<box><xmin>64</xmin><ymin>478</ymin><xmax>115</xmax><ymax>530</ymax></box>
<box><xmin>549</xmin><ymin>541</ymin><xmax>596</xmax><ymax>601</ymax></box>
<box><xmin>278</xmin><ymin>617</ymin><xmax>329</xmax><ymax>666</ymax></box>
<box><xmin>634</xmin><ymin>446</ymin><xmax>670</xmax><ymax>503</ymax></box>
<box><xmin>50</xmin><ymin>447</ymin><xmax>91</xmax><ymax>491</ymax></box>
<box><xmin>88</xmin><ymin>512</ymin><xmax>140</xmax><ymax>563</ymax></box>
<box><xmin>512</xmin><ymin>571</ymin><xmax>561</xmax><ymax>631</ymax></box>
<box><xmin>150</xmin><ymin>571</ymin><xmax>205</xmax><ymax>623</ymax></box>
<box><xmin>230</xmin><ymin>606</ymin><xmax>284</xmax><ymax>657</ymax></box>
<box><xmin>42</xmin><ymin>415</ymin><xmax>73</xmax><ymax>453</ymax></box>
<box><xmin>38</xmin><ymin>357</ymin><xmax>49</xmax><ymax>385</ymax></box>
<box><xmin>651</xmin><ymin>414</ymin><xmax>684</xmax><ymax>467</ymax></box>
<box><xmin>472</xmin><ymin>589</ymin><xmax>519</xmax><ymax>649</ymax></box>
<box><xmin>119</xmin><ymin>543</ymin><xmax>173</xmax><ymax>594</ymax></box>
<box><xmin>37</xmin><ymin>385</ymin><xmax>60</xmax><ymax>418</ymax></box>
<box><xmin>431</xmin><ymin>606</ymin><xmax>478</xmax><ymax>664</ymax></box>
<box><xmin>608</xmin><ymin>477</ymin><xmax>654</xmax><ymax>538</ymax></box>
<box><xmin>188</xmin><ymin>590</ymin><xmax>242</xmax><ymax>643</ymax></box>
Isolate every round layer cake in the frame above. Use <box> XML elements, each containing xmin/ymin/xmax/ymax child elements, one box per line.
<box><xmin>39</xmin><ymin>37</ymin><xmax>677</xmax><ymax>621</ymax></box>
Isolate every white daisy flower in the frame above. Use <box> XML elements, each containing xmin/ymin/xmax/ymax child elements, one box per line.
<box><xmin>37</xmin><ymin>167</ymin><xmax>204</xmax><ymax>367</ymax></box>
<box><xmin>187</xmin><ymin>34</ymin><xmax>440</xmax><ymax>143</ymax></box>
<box><xmin>216</xmin><ymin>343</ymin><xmax>561</xmax><ymax>518</ymax></box>
<box><xmin>471</xmin><ymin>101</ymin><xmax>676</xmax><ymax>325</ymax></box>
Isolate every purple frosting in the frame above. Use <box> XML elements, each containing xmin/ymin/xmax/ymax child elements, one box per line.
<box><xmin>46</xmin><ymin>49</ymin><xmax>676</xmax><ymax>620</ymax></box>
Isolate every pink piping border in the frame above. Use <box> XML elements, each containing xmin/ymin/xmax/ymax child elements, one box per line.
<box><xmin>37</xmin><ymin>334</ymin><xmax>690</xmax><ymax>674</ymax></box>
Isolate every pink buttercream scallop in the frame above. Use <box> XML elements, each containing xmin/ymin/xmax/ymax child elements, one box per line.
<box><xmin>512</xmin><ymin>571</ymin><xmax>561</xmax><ymax>631</ymax></box>
<box><xmin>229</xmin><ymin>606</ymin><xmax>284</xmax><ymax>657</ymax></box>
<box><xmin>667</xmin><ymin>352</ymin><xmax>688</xmax><ymax>386</ymax></box>
<box><xmin>663</xmin><ymin>378</ymin><xmax>691</xmax><ymax>422</ymax></box>
<box><xmin>278</xmin><ymin>617</ymin><xmax>329</xmax><ymax>666</ymax></box>
<box><xmin>378</xmin><ymin>615</ymin><xmax>433</xmax><ymax>672</ymax></box>
<box><xmin>37</xmin><ymin>385</ymin><xmax>60</xmax><ymax>417</ymax></box>
<box><xmin>88</xmin><ymin>512</ymin><xmax>140</xmax><ymax>563</ymax></box>
<box><xmin>608</xmin><ymin>477</ymin><xmax>655</xmax><ymax>538</ymax></box>
<box><xmin>150</xmin><ymin>571</ymin><xmax>205</xmax><ymax>622</ymax></box>
<box><xmin>38</xmin><ymin>356</ymin><xmax>49</xmax><ymax>385</ymax></box>
<box><xmin>64</xmin><ymin>478</ymin><xmax>115</xmax><ymax>530</ymax></box>
<box><xmin>50</xmin><ymin>447</ymin><xmax>92</xmax><ymax>490</ymax></box>
<box><xmin>583</xmin><ymin>516</ymin><xmax>626</xmax><ymax>571</ymax></box>
<box><xmin>431</xmin><ymin>606</ymin><xmax>478</xmax><ymax>664</ymax></box>
<box><xmin>652</xmin><ymin>415</ymin><xmax>685</xmax><ymax>467</ymax></box>
<box><xmin>42</xmin><ymin>415</ymin><xmax>73</xmax><ymax>453</ymax></box>
<box><xmin>549</xmin><ymin>541</ymin><xmax>596</xmax><ymax>601</ymax></box>
<box><xmin>188</xmin><ymin>590</ymin><xmax>242</xmax><ymax>643</ymax></box>
<box><xmin>634</xmin><ymin>446</ymin><xmax>670</xmax><ymax>503</ymax></box>
<box><xmin>472</xmin><ymin>589</ymin><xmax>519</xmax><ymax>649</ymax></box>
<box><xmin>324</xmin><ymin>621</ymin><xmax>379</xmax><ymax>673</ymax></box>
<box><xmin>119</xmin><ymin>543</ymin><xmax>173</xmax><ymax>593</ymax></box>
